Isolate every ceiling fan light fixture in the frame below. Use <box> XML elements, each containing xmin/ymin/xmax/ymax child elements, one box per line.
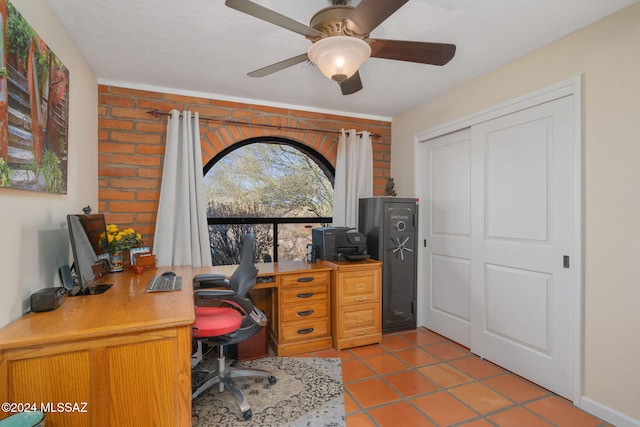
<box><xmin>307</xmin><ymin>36</ymin><xmax>371</xmax><ymax>82</ymax></box>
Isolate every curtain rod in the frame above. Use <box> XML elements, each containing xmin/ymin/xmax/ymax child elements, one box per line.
<box><xmin>146</xmin><ymin>109</ymin><xmax>382</xmax><ymax>138</ymax></box>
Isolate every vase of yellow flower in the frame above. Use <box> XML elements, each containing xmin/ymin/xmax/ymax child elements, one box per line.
<box><xmin>109</xmin><ymin>251</ymin><xmax>124</xmax><ymax>272</ymax></box>
<box><xmin>99</xmin><ymin>224</ymin><xmax>143</xmax><ymax>272</ymax></box>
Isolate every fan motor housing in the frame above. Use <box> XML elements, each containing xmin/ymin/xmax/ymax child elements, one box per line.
<box><xmin>308</xmin><ymin>6</ymin><xmax>368</xmax><ymax>40</ymax></box>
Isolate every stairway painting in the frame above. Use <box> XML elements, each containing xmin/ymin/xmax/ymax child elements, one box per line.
<box><xmin>0</xmin><ymin>0</ymin><xmax>69</xmax><ymax>194</ymax></box>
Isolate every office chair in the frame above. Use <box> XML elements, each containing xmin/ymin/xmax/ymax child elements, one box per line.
<box><xmin>194</xmin><ymin>233</ymin><xmax>261</xmax><ymax>298</ymax></box>
<box><xmin>191</xmin><ymin>233</ymin><xmax>276</xmax><ymax>421</ymax></box>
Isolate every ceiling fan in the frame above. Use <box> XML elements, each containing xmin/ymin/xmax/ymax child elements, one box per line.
<box><xmin>225</xmin><ymin>0</ymin><xmax>456</xmax><ymax>95</ymax></box>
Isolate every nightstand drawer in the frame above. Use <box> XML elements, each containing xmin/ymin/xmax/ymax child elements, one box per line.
<box><xmin>281</xmin><ymin>301</ymin><xmax>328</xmax><ymax>322</ymax></box>
<box><xmin>338</xmin><ymin>270</ymin><xmax>379</xmax><ymax>305</ymax></box>
<box><xmin>281</xmin><ymin>319</ymin><xmax>329</xmax><ymax>342</ymax></box>
<box><xmin>340</xmin><ymin>302</ymin><xmax>380</xmax><ymax>338</ymax></box>
<box><xmin>280</xmin><ymin>284</ymin><xmax>328</xmax><ymax>305</ymax></box>
<box><xmin>280</xmin><ymin>271</ymin><xmax>329</xmax><ymax>287</ymax></box>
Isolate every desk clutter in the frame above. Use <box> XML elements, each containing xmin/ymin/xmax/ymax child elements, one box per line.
<box><xmin>30</xmin><ymin>286</ymin><xmax>66</xmax><ymax>312</ymax></box>
<box><xmin>132</xmin><ymin>252</ymin><xmax>156</xmax><ymax>274</ymax></box>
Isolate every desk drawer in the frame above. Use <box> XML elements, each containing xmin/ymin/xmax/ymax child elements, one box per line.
<box><xmin>338</xmin><ymin>270</ymin><xmax>379</xmax><ymax>305</ymax></box>
<box><xmin>280</xmin><ymin>271</ymin><xmax>329</xmax><ymax>287</ymax></box>
<box><xmin>280</xmin><ymin>284</ymin><xmax>328</xmax><ymax>305</ymax></box>
<box><xmin>281</xmin><ymin>301</ymin><xmax>328</xmax><ymax>322</ymax></box>
<box><xmin>281</xmin><ymin>319</ymin><xmax>329</xmax><ymax>342</ymax></box>
<box><xmin>339</xmin><ymin>302</ymin><xmax>380</xmax><ymax>338</ymax></box>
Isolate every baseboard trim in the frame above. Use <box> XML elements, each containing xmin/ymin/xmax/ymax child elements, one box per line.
<box><xmin>580</xmin><ymin>396</ymin><xmax>640</xmax><ymax>427</ymax></box>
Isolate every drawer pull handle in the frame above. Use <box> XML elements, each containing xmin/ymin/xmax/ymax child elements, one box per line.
<box><xmin>297</xmin><ymin>328</ymin><xmax>314</xmax><ymax>335</ymax></box>
<box><xmin>297</xmin><ymin>310</ymin><xmax>314</xmax><ymax>317</ymax></box>
<box><xmin>297</xmin><ymin>277</ymin><xmax>314</xmax><ymax>283</ymax></box>
<box><xmin>356</xmin><ymin>283</ymin><xmax>365</xmax><ymax>291</ymax></box>
<box><xmin>354</xmin><ymin>297</ymin><xmax>367</xmax><ymax>302</ymax></box>
<box><xmin>297</xmin><ymin>292</ymin><xmax>314</xmax><ymax>298</ymax></box>
<box><xmin>355</xmin><ymin>331</ymin><xmax>366</xmax><ymax>336</ymax></box>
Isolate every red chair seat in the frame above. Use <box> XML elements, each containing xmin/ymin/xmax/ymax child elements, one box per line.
<box><xmin>192</xmin><ymin>306</ymin><xmax>242</xmax><ymax>338</ymax></box>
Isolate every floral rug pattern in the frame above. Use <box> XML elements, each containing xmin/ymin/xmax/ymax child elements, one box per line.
<box><xmin>192</xmin><ymin>357</ymin><xmax>345</xmax><ymax>427</ymax></box>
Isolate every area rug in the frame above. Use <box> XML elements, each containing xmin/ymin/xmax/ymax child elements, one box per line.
<box><xmin>192</xmin><ymin>357</ymin><xmax>345</xmax><ymax>427</ymax></box>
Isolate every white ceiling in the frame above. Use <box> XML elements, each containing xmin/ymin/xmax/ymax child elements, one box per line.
<box><xmin>47</xmin><ymin>0</ymin><xmax>637</xmax><ymax>119</ymax></box>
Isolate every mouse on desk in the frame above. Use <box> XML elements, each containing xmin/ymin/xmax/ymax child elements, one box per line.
<box><xmin>161</xmin><ymin>271</ymin><xmax>176</xmax><ymax>278</ymax></box>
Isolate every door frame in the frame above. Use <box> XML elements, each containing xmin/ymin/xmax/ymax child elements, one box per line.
<box><xmin>413</xmin><ymin>75</ymin><xmax>583</xmax><ymax>404</ymax></box>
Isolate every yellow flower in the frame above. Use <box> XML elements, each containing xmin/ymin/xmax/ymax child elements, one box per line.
<box><xmin>99</xmin><ymin>223</ymin><xmax>143</xmax><ymax>254</ymax></box>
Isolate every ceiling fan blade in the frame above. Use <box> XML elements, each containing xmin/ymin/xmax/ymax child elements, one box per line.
<box><xmin>370</xmin><ymin>39</ymin><xmax>456</xmax><ymax>65</ymax></box>
<box><xmin>346</xmin><ymin>0</ymin><xmax>409</xmax><ymax>35</ymax></box>
<box><xmin>247</xmin><ymin>53</ymin><xmax>309</xmax><ymax>78</ymax></box>
<box><xmin>225</xmin><ymin>0</ymin><xmax>323</xmax><ymax>38</ymax></box>
<box><xmin>339</xmin><ymin>71</ymin><xmax>363</xmax><ymax>95</ymax></box>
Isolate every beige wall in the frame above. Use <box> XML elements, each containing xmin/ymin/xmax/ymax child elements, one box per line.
<box><xmin>0</xmin><ymin>0</ymin><xmax>97</xmax><ymax>327</ymax></box>
<box><xmin>392</xmin><ymin>2</ymin><xmax>640</xmax><ymax>422</ymax></box>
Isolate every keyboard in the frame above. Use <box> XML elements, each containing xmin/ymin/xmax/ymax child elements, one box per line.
<box><xmin>146</xmin><ymin>275</ymin><xmax>182</xmax><ymax>292</ymax></box>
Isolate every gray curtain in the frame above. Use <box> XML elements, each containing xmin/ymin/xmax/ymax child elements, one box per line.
<box><xmin>332</xmin><ymin>129</ymin><xmax>373</xmax><ymax>228</ymax></box>
<box><xmin>153</xmin><ymin>110</ymin><xmax>212</xmax><ymax>267</ymax></box>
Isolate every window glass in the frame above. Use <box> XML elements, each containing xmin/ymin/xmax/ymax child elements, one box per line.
<box><xmin>204</xmin><ymin>141</ymin><xmax>333</xmax><ymax>265</ymax></box>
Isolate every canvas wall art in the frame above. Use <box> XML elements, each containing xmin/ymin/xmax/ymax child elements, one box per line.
<box><xmin>0</xmin><ymin>0</ymin><xmax>69</xmax><ymax>194</ymax></box>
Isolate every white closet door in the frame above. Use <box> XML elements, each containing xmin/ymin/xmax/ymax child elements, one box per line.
<box><xmin>421</xmin><ymin>129</ymin><xmax>472</xmax><ymax>346</ymax></box>
<box><xmin>470</xmin><ymin>95</ymin><xmax>575</xmax><ymax>399</ymax></box>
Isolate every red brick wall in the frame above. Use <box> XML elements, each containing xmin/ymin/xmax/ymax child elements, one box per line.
<box><xmin>98</xmin><ymin>85</ymin><xmax>392</xmax><ymax>246</ymax></box>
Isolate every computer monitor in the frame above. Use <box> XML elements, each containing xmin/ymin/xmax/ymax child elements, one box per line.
<box><xmin>66</xmin><ymin>214</ymin><xmax>112</xmax><ymax>296</ymax></box>
<box><xmin>76</xmin><ymin>214</ymin><xmax>110</xmax><ymax>258</ymax></box>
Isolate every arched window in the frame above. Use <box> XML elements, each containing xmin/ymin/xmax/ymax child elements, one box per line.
<box><xmin>203</xmin><ymin>137</ymin><xmax>334</xmax><ymax>265</ymax></box>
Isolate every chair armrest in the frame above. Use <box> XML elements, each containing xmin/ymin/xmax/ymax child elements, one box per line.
<box><xmin>193</xmin><ymin>273</ymin><xmax>229</xmax><ymax>289</ymax></box>
<box><xmin>194</xmin><ymin>288</ymin><xmax>236</xmax><ymax>298</ymax></box>
<box><xmin>193</xmin><ymin>273</ymin><xmax>227</xmax><ymax>282</ymax></box>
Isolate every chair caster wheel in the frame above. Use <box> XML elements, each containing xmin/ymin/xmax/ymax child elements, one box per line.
<box><xmin>268</xmin><ymin>376</ymin><xmax>277</xmax><ymax>385</ymax></box>
<box><xmin>243</xmin><ymin>409</ymin><xmax>252</xmax><ymax>420</ymax></box>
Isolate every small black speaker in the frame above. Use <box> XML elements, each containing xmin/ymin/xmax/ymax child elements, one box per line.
<box><xmin>30</xmin><ymin>287</ymin><xmax>65</xmax><ymax>312</ymax></box>
<box><xmin>59</xmin><ymin>264</ymin><xmax>74</xmax><ymax>291</ymax></box>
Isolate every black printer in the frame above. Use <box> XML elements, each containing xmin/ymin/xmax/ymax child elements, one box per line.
<box><xmin>311</xmin><ymin>227</ymin><xmax>370</xmax><ymax>261</ymax></box>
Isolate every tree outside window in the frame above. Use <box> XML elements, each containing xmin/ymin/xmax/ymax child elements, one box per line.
<box><xmin>204</xmin><ymin>139</ymin><xmax>333</xmax><ymax>265</ymax></box>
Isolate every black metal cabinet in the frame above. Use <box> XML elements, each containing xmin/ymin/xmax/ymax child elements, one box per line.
<box><xmin>358</xmin><ymin>197</ymin><xmax>418</xmax><ymax>333</ymax></box>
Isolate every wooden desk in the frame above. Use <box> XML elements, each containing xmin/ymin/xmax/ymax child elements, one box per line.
<box><xmin>0</xmin><ymin>260</ymin><xmax>377</xmax><ymax>425</ymax></box>
<box><xmin>0</xmin><ymin>266</ymin><xmax>194</xmax><ymax>427</ymax></box>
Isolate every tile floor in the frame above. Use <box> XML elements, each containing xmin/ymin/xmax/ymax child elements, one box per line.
<box><xmin>300</xmin><ymin>327</ymin><xmax>611</xmax><ymax>427</ymax></box>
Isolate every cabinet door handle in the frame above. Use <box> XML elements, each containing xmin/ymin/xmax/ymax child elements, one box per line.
<box><xmin>297</xmin><ymin>277</ymin><xmax>314</xmax><ymax>283</ymax></box>
<box><xmin>297</xmin><ymin>292</ymin><xmax>314</xmax><ymax>298</ymax></box>
<box><xmin>297</xmin><ymin>310</ymin><xmax>314</xmax><ymax>317</ymax></box>
<box><xmin>297</xmin><ymin>328</ymin><xmax>314</xmax><ymax>335</ymax></box>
